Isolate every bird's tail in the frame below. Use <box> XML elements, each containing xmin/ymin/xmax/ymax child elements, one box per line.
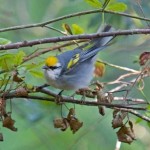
<box><xmin>79</xmin><ymin>25</ymin><xmax>115</xmax><ymax>62</ymax></box>
<box><xmin>92</xmin><ymin>25</ymin><xmax>114</xmax><ymax>48</ymax></box>
<box><xmin>81</xmin><ymin>25</ymin><xmax>114</xmax><ymax>51</ymax></box>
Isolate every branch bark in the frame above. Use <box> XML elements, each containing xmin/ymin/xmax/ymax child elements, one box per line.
<box><xmin>4</xmin><ymin>87</ymin><xmax>147</xmax><ymax>111</ymax></box>
<box><xmin>1</xmin><ymin>28</ymin><xmax>150</xmax><ymax>50</ymax></box>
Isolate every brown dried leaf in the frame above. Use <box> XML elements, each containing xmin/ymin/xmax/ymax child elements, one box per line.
<box><xmin>67</xmin><ymin>108</ymin><xmax>83</xmax><ymax>133</ymax></box>
<box><xmin>123</xmin><ymin>126</ymin><xmax>136</xmax><ymax>140</ymax></box>
<box><xmin>69</xmin><ymin>117</ymin><xmax>83</xmax><ymax>134</ymax></box>
<box><xmin>0</xmin><ymin>98</ymin><xmax>6</xmax><ymax>116</ymax></box>
<box><xmin>12</xmin><ymin>71</ymin><xmax>23</xmax><ymax>83</ymax></box>
<box><xmin>129</xmin><ymin>120</ymin><xmax>133</xmax><ymax>130</ymax></box>
<box><xmin>61</xmin><ymin>118</ymin><xmax>69</xmax><ymax>131</ymax></box>
<box><xmin>53</xmin><ymin>118</ymin><xmax>69</xmax><ymax>131</ymax></box>
<box><xmin>113</xmin><ymin>109</ymin><xmax>120</xmax><ymax>118</ymax></box>
<box><xmin>112</xmin><ymin>111</ymin><xmax>127</xmax><ymax>129</ymax></box>
<box><xmin>67</xmin><ymin>108</ymin><xmax>75</xmax><ymax>121</ymax></box>
<box><xmin>97</xmin><ymin>91</ymin><xmax>113</xmax><ymax>104</ymax></box>
<box><xmin>117</xmin><ymin>125</ymin><xmax>136</xmax><ymax>144</ymax></box>
<box><xmin>98</xmin><ymin>106</ymin><xmax>105</xmax><ymax>116</ymax></box>
<box><xmin>15</xmin><ymin>87</ymin><xmax>28</xmax><ymax>96</ymax></box>
<box><xmin>117</xmin><ymin>129</ymin><xmax>133</xmax><ymax>144</ymax></box>
<box><xmin>3</xmin><ymin>116</ymin><xmax>17</xmax><ymax>131</ymax></box>
<box><xmin>94</xmin><ymin>61</ymin><xmax>105</xmax><ymax>77</ymax></box>
<box><xmin>97</xmin><ymin>91</ymin><xmax>112</xmax><ymax>116</ymax></box>
<box><xmin>139</xmin><ymin>52</ymin><xmax>150</xmax><ymax>66</ymax></box>
<box><xmin>0</xmin><ymin>133</ymin><xmax>3</xmax><ymax>141</ymax></box>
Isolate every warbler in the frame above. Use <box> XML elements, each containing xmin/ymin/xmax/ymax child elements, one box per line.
<box><xmin>43</xmin><ymin>25</ymin><xmax>114</xmax><ymax>90</ymax></box>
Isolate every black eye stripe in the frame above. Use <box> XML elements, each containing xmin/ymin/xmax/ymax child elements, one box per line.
<box><xmin>49</xmin><ymin>66</ymin><xmax>59</xmax><ymax>70</ymax></box>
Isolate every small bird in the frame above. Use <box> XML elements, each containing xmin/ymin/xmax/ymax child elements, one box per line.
<box><xmin>43</xmin><ymin>25</ymin><xmax>114</xmax><ymax>91</ymax></box>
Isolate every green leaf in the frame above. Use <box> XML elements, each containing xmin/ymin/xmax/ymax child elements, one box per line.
<box><xmin>24</xmin><ymin>70</ymin><xmax>45</xmax><ymax>86</ymax></box>
<box><xmin>135</xmin><ymin>118</ymin><xmax>143</xmax><ymax>124</ymax></box>
<box><xmin>147</xmin><ymin>122</ymin><xmax>150</xmax><ymax>128</ymax></box>
<box><xmin>147</xmin><ymin>104</ymin><xmax>150</xmax><ymax>110</ymax></box>
<box><xmin>62</xmin><ymin>23</ymin><xmax>73</xmax><ymax>35</ymax></box>
<box><xmin>106</xmin><ymin>2</ymin><xmax>127</xmax><ymax>12</ymax></box>
<box><xmin>29</xmin><ymin>70</ymin><xmax>44</xmax><ymax>78</ymax></box>
<box><xmin>72</xmin><ymin>24</ymin><xmax>84</xmax><ymax>35</ymax></box>
<box><xmin>0</xmin><ymin>54</ymin><xmax>14</xmax><ymax>70</ymax></box>
<box><xmin>0</xmin><ymin>38</ymin><xmax>11</xmax><ymax>45</ymax></box>
<box><xmin>84</xmin><ymin>0</ymin><xmax>102</xmax><ymax>8</ymax></box>
<box><xmin>14</xmin><ymin>51</ymin><xmax>26</xmax><ymax>66</ymax></box>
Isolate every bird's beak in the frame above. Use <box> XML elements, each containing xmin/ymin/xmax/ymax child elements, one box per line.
<box><xmin>42</xmin><ymin>65</ymin><xmax>49</xmax><ymax>69</ymax></box>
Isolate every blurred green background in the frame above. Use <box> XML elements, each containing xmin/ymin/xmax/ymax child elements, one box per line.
<box><xmin>0</xmin><ymin>0</ymin><xmax>150</xmax><ymax>150</ymax></box>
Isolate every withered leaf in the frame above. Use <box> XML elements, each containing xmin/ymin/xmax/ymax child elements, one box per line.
<box><xmin>123</xmin><ymin>126</ymin><xmax>135</xmax><ymax>140</ymax></box>
<box><xmin>67</xmin><ymin>108</ymin><xmax>75</xmax><ymax>121</ymax></box>
<box><xmin>139</xmin><ymin>52</ymin><xmax>150</xmax><ymax>66</ymax></box>
<box><xmin>117</xmin><ymin>125</ymin><xmax>136</xmax><ymax>144</ymax></box>
<box><xmin>94</xmin><ymin>61</ymin><xmax>105</xmax><ymax>77</ymax></box>
<box><xmin>69</xmin><ymin>117</ymin><xmax>83</xmax><ymax>134</ymax></box>
<box><xmin>53</xmin><ymin>118</ymin><xmax>69</xmax><ymax>131</ymax></box>
<box><xmin>12</xmin><ymin>71</ymin><xmax>23</xmax><ymax>83</ymax></box>
<box><xmin>15</xmin><ymin>87</ymin><xmax>28</xmax><ymax>96</ymax></box>
<box><xmin>129</xmin><ymin>120</ymin><xmax>133</xmax><ymax>130</ymax></box>
<box><xmin>112</xmin><ymin>111</ymin><xmax>127</xmax><ymax>129</ymax></box>
<box><xmin>0</xmin><ymin>98</ymin><xmax>6</xmax><ymax>116</ymax></box>
<box><xmin>3</xmin><ymin>116</ymin><xmax>17</xmax><ymax>131</ymax></box>
<box><xmin>67</xmin><ymin>108</ymin><xmax>83</xmax><ymax>133</ymax></box>
<box><xmin>98</xmin><ymin>106</ymin><xmax>105</xmax><ymax>116</ymax></box>
<box><xmin>0</xmin><ymin>133</ymin><xmax>3</xmax><ymax>141</ymax></box>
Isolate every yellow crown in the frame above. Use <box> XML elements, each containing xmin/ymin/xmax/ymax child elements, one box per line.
<box><xmin>45</xmin><ymin>56</ymin><xmax>58</xmax><ymax>67</ymax></box>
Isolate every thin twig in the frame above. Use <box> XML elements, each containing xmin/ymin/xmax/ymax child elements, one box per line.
<box><xmin>105</xmin><ymin>72</ymin><xmax>140</xmax><ymax>85</ymax></box>
<box><xmin>98</xmin><ymin>60</ymin><xmax>139</xmax><ymax>73</ymax></box>
<box><xmin>136</xmin><ymin>1</ymin><xmax>150</xmax><ymax>27</ymax></box>
<box><xmin>116</xmin><ymin>107</ymin><xmax>150</xmax><ymax>122</ymax></box>
<box><xmin>0</xmin><ymin>9</ymin><xmax>150</xmax><ymax>33</ymax></box>
<box><xmin>23</xmin><ymin>39</ymin><xmax>87</xmax><ymax>62</ymax></box>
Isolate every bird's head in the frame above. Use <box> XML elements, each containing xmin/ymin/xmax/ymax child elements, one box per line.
<box><xmin>43</xmin><ymin>56</ymin><xmax>61</xmax><ymax>70</ymax></box>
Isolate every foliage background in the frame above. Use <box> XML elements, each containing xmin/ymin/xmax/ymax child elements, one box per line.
<box><xmin>0</xmin><ymin>0</ymin><xmax>150</xmax><ymax>149</ymax></box>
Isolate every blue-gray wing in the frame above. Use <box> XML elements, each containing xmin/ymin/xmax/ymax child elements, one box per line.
<box><xmin>58</xmin><ymin>25</ymin><xmax>115</xmax><ymax>75</ymax></box>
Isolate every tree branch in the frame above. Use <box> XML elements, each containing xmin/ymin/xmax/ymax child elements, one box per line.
<box><xmin>0</xmin><ymin>9</ymin><xmax>150</xmax><ymax>33</ymax></box>
<box><xmin>1</xmin><ymin>28</ymin><xmax>150</xmax><ymax>50</ymax></box>
<box><xmin>4</xmin><ymin>87</ymin><xmax>147</xmax><ymax>111</ymax></box>
<box><xmin>116</xmin><ymin>108</ymin><xmax>150</xmax><ymax>122</ymax></box>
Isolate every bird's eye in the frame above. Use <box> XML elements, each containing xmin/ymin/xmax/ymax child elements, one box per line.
<box><xmin>49</xmin><ymin>66</ymin><xmax>59</xmax><ymax>70</ymax></box>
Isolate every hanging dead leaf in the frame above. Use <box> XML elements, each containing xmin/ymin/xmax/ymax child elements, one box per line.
<box><xmin>15</xmin><ymin>87</ymin><xmax>28</xmax><ymax>96</ymax></box>
<box><xmin>112</xmin><ymin>110</ymin><xmax>127</xmax><ymax>129</ymax></box>
<box><xmin>67</xmin><ymin>108</ymin><xmax>75</xmax><ymax>121</ymax></box>
<box><xmin>94</xmin><ymin>61</ymin><xmax>106</xmax><ymax>77</ymax></box>
<box><xmin>53</xmin><ymin>118</ymin><xmax>69</xmax><ymax>131</ymax></box>
<box><xmin>12</xmin><ymin>71</ymin><xmax>23</xmax><ymax>83</ymax></box>
<box><xmin>124</xmin><ymin>123</ymin><xmax>135</xmax><ymax>140</ymax></box>
<box><xmin>129</xmin><ymin>120</ymin><xmax>133</xmax><ymax>130</ymax></box>
<box><xmin>69</xmin><ymin>117</ymin><xmax>83</xmax><ymax>134</ymax></box>
<box><xmin>139</xmin><ymin>52</ymin><xmax>150</xmax><ymax>66</ymax></box>
<box><xmin>0</xmin><ymin>98</ymin><xmax>6</xmax><ymax>116</ymax></box>
<box><xmin>117</xmin><ymin>125</ymin><xmax>136</xmax><ymax>144</ymax></box>
<box><xmin>113</xmin><ymin>109</ymin><xmax>119</xmax><ymax>118</ymax></box>
<box><xmin>96</xmin><ymin>91</ymin><xmax>113</xmax><ymax>116</ymax></box>
<box><xmin>67</xmin><ymin>108</ymin><xmax>83</xmax><ymax>133</ymax></box>
<box><xmin>3</xmin><ymin>115</ymin><xmax>17</xmax><ymax>131</ymax></box>
<box><xmin>97</xmin><ymin>90</ymin><xmax>106</xmax><ymax>116</ymax></box>
<box><xmin>98</xmin><ymin>106</ymin><xmax>105</xmax><ymax>116</ymax></box>
<box><xmin>62</xmin><ymin>23</ymin><xmax>73</xmax><ymax>35</ymax></box>
<box><xmin>0</xmin><ymin>133</ymin><xmax>3</xmax><ymax>141</ymax></box>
